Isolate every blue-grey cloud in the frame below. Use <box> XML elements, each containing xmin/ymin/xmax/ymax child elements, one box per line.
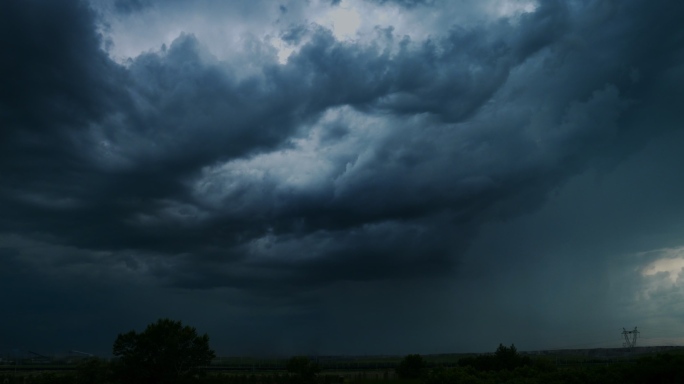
<box><xmin>2</xmin><ymin>0</ymin><xmax>684</xmax><ymax>354</ymax></box>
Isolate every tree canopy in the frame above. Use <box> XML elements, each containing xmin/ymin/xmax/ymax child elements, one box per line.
<box><xmin>112</xmin><ymin>318</ymin><xmax>215</xmax><ymax>384</ymax></box>
<box><xmin>396</xmin><ymin>354</ymin><xmax>427</xmax><ymax>379</ymax></box>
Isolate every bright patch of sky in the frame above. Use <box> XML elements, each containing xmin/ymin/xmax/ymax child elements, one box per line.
<box><xmin>92</xmin><ymin>0</ymin><xmax>539</xmax><ymax>64</ymax></box>
<box><xmin>190</xmin><ymin>106</ymin><xmax>387</xmax><ymax>210</ymax></box>
<box><xmin>642</xmin><ymin>251</ymin><xmax>684</xmax><ymax>284</ymax></box>
<box><xmin>633</xmin><ymin>248</ymin><xmax>684</xmax><ymax>345</ymax></box>
<box><xmin>318</xmin><ymin>1</ymin><xmax>362</xmax><ymax>40</ymax></box>
<box><xmin>486</xmin><ymin>0</ymin><xmax>538</xmax><ymax>18</ymax></box>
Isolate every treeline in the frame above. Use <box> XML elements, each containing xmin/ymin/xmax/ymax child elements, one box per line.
<box><xmin>3</xmin><ymin>318</ymin><xmax>683</xmax><ymax>384</ymax></box>
<box><xmin>3</xmin><ymin>348</ymin><xmax>684</xmax><ymax>384</ymax></box>
<box><xmin>425</xmin><ymin>344</ymin><xmax>684</xmax><ymax>384</ymax></box>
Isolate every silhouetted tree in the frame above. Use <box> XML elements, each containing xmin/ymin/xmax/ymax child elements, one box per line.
<box><xmin>112</xmin><ymin>318</ymin><xmax>215</xmax><ymax>384</ymax></box>
<box><xmin>458</xmin><ymin>344</ymin><xmax>530</xmax><ymax>372</ymax></box>
<box><xmin>494</xmin><ymin>343</ymin><xmax>524</xmax><ymax>370</ymax></box>
<box><xmin>396</xmin><ymin>354</ymin><xmax>427</xmax><ymax>379</ymax></box>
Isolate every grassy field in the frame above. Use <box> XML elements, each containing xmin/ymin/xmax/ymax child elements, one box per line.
<box><xmin>2</xmin><ymin>346</ymin><xmax>684</xmax><ymax>384</ymax></box>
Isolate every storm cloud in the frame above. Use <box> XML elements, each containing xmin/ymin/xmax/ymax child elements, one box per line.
<box><xmin>2</xmin><ymin>0</ymin><xmax>684</xmax><ymax>355</ymax></box>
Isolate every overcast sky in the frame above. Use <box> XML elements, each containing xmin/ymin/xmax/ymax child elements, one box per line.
<box><xmin>2</xmin><ymin>0</ymin><xmax>684</xmax><ymax>357</ymax></box>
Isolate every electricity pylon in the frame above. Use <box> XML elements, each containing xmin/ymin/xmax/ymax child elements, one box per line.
<box><xmin>621</xmin><ymin>327</ymin><xmax>639</xmax><ymax>349</ymax></box>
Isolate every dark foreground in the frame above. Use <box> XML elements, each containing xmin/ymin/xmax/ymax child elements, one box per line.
<box><xmin>2</xmin><ymin>346</ymin><xmax>684</xmax><ymax>384</ymax></box>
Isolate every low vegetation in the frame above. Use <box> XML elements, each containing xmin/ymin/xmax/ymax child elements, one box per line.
<box><xmin>2</xmin><ymin>319</ymin><xmax>683</xmax><ymax>383</ymax></box>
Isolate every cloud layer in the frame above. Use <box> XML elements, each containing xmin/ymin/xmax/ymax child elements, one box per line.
<box><xmin>2</xmin><ymin>0</ymin><xmax>684</xmax><ymax>354</ymax></box>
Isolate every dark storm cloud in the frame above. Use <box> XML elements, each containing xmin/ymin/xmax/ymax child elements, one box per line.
<box><xmin>0</xmin><ymin>1</ymin><xmax>124</xmax><ymax>131</ymax></box>
<box><xmin>0</xmin><ymin>0</ymin><xmax>126</xmax><ymax>195</ymax></box>
<box><xmin>174</xmin><ymin>0</ymin><xmax>681</xmax><ymax>294</ymax></box>
<box><xmin>0</xmin><ymin>0</ymin><xmax>132</xmax><ymax>250</ymax></box>
<box><xmin>113</xmin><ymin>0</ymin><xmax>152</xmax><ymax>14</ymax></box>
<box><xmin>2</xmin><ymin>0</ymin><xmax>684</xmax><ymax>305</ymax></box>
<box><xmin>280</xmin><ymin>24</ymin><xmax>309</xmax><ymax>45</ymax></box>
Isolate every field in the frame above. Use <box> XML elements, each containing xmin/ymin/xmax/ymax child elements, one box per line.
<box><xmin>2</xmin><ymin>346</ymin><xmax>683</xmax><ymax>373</ymax></box>
<box><xmin>2</xmin><ymin>346</ymin><xmax>684</xmax><ymax>383</ymax></box>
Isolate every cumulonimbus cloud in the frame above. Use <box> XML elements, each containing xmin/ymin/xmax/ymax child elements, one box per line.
<box><xmin>1</xmin><ymin>0</ymin><xmax>684</xmax><ymax>294</ymax></box>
